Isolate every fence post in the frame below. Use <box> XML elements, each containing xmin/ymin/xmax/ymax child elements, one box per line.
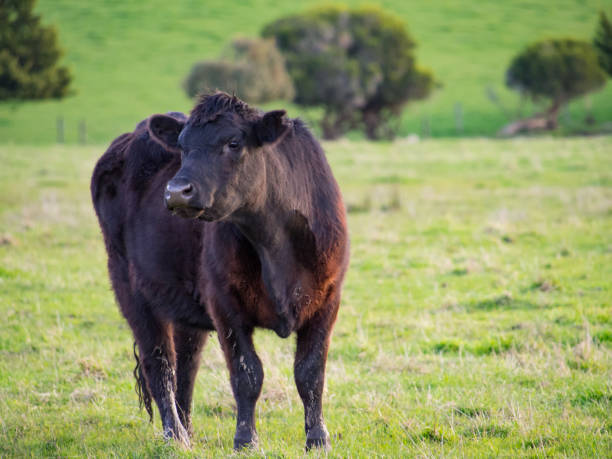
<box><xmin>454</xmin><ymin>102</ymin><xmax>464</xmax><ymax>134</ymax></box>
<box><xmin>79</xmin><ymin>119</ymin><xmax>87</xmax><ymax>144</ymax></box>
<box><xmin>56</xmin><ymin>116</ymin><xmax>64</xmax><ymax>143</ymax></box>
<box><xmin>420</xmin><ymin>116</ymin><xmax>430</xmax><ymax>138</ymax></box>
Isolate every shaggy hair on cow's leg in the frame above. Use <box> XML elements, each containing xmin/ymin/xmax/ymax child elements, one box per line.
<box><xmin>133</xmin><ymin>341</ymin><xmax>153</xmax><ymax>422</ymax></box>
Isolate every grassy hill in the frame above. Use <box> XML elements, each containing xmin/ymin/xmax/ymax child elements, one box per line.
<box><xmin>0</xmin><ymin>0</ymin><xmax>611</xmax><ymax>143</ymax></box>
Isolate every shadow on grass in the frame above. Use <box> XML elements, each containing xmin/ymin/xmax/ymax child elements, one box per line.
<box><xmin>199</xmin><ymin>403</ymin><xmax>234</xmax><ymax>419</ymax></box>
<box><xmin>454</xmin><ymin>407</ymin><xmax>491</xmax><ymax>418</ymax></box>
<box><xmin>523</xmin><ymin>436</ymin><xmax>556</xmax><ymax>449</ymax></box>
<box><xmin>465</xmin><ymin>294</ymin><xmax>541</xmax><ymax>312</ymax></box>
<box><xmin>462</xmin><ymin>424</ymin><xmax>509</xmax><ymax>438</ymax></box>
<box><xmin>415</xmin><ymin>426</ymin><xmax>455</xmax><ymax>444</ymax></box>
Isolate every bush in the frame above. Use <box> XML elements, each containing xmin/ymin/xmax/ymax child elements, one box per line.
<box><xmin>184</xmin><ymin>61</ymin><xmax>248</xmax><ymax>99</ymax></box>
<box><xmin>263</xmin><ymin>6</ymin><xmax>435</xmax><ymax>139</ymax></box>
<box><xmin>506</xmin><ymin>38</ymin><xmax>606</xmax><ymax>126</ymax></box>
<box><xmin>183</xmin><ymin>38</ymin><xmax>294</xmax><ymax>104</ymax></box>
<box><xmin>0</xmin><ymin>0</ymin><xmax>72</xmax><ymax>101</ymax></box>
<box><xmin>594</xmin><ymin>11</ymin><xmax>612</xmax><ymax>77</ymax></box>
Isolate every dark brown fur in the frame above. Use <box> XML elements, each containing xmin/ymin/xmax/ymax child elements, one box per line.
<box><xmin>91</xmin><ymin>93</ymin><xmax>349</xmax><ymax>451</ymax></box>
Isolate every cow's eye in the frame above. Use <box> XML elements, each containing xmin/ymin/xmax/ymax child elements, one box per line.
<box><xmin>228</xmin><ymin>140</ymin><xmax>240</xmax><ymax>150</ymax></box>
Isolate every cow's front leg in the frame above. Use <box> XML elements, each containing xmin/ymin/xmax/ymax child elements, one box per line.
<box><xmin>294</xmin><ymin>299</ymin><xmax>340</xmax><ymax>450</ymax></box>
<box><xmin>215</xmin><ymin>312</ymin><xmax>263</xmax><ymax>449</ymax></box>
<box><xmin>126</xmin><ymin>294</ymin><xmax>190</xmax><ymax>447</ymax></box>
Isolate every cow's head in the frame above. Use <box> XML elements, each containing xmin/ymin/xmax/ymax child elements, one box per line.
<box><xmin>148</xmin><ymin>94</ymin><xmax>290</xmax><ymax>221</ymax></box>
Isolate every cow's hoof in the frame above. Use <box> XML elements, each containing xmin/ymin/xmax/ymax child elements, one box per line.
<box><xmin>233</xmin><ymin>436</ymin><xmax>258</xmax><ymax>450</ymax></box>
<box><xmin>234</xmin><ymin>429</ymin><xmax>258</xmax><ymax>450</ymax></box>
<box><xmin>306</xmin><ymin>426</ymin><xmax>330</xmax><ymax>451</ymax></box>
<box><xmin>164</xmin><ymin>424</ymin><xmax>191</xmax><ymax>449</ymax></box>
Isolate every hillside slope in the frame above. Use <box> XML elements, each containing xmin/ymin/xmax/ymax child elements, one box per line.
<box><xmin>0</xmin><ymin>0</ymin><xmax>610</xmax><ymax>143</ymax></box>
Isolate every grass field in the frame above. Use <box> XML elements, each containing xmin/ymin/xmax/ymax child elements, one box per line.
<box><xmin>0</xmin><ymin>136</ymin><xmax>610</xmax><ymax>457</ymax></box>
<box><xmin>1</xmin><ymin>0</ymin><xmax>611</xmax><ymax>144</ymax></box>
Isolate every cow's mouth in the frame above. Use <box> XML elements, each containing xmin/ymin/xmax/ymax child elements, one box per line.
<box><xmin>170</xmin><ymin>206</ymin><xmax>222</xmax><ymax>221</ymax></box>
<box><xmin>171</xmin><ymin>206</ymin><xmax>204</xmax><ymax>219</ymax></box>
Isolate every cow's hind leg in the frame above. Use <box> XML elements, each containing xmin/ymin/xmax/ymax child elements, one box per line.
<box><xmin>173</xmin><ymin>323</ymin><xmax>208</xmax><ymax>436</ymax></box>
<box><xmin>294</xmin><ymin>299</ymin><xmax>340</xmax><ymax>450</ymax></box>
<box><xmin>126</xmin><ymin>293</ymin><xmax>190</xmax><ymax>447</ymax></box>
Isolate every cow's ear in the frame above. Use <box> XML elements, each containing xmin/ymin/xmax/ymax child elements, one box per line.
<box><xmin>253</xmin><ymin>110</ymin><xmax>291</xmax><ymax>146</ymax></box>
<box><xmin>147</xmin><ymin>114</ymin><xmax>185</xmax><ymax>153</ymax></box>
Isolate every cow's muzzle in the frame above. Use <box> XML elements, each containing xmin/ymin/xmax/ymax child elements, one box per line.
<box><xmin>165</xmin><ymin>177</ymin><xmax>198</xmax><ymax>211</ymax></box>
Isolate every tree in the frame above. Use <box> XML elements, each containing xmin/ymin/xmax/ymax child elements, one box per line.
<box><xmin>183</xmin><ymin>38</ymin><xmax>294</xmax><ymax>104</ymax></box>
<box><xmin>263</xmin><ymin>6</ymin><xmax>434</xmax><ymax>139</ymax></box>
<box><xmin>594</xmin><ymin>11</ymin><xmax>612</xmax><ymax>77</ymax></box>
<box><xmin>0</xmin><ymin>0</ymin><xmax>72</xmax><ymax>101</ymax></box>
<box><xmin>503</xmin><ymin>38</ymin><xmax>606</xmax><ymax>134</ymax></box>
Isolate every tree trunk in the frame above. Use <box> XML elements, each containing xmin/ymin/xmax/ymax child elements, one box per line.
<box><xmin>498</xmin><ymin>99</ymin><xmax>562</xmax><ymax>136</ymax></box>
<box><xmin>362</xmin><ymin>109</ymin><xmax>399</xmax><ymax>140</ymax></box>
<box><xmin>320</xmin><ymin>110</ymin><xmax>352</xmax><ymax>140</ymax></box>
<box><xmin>321</xmin><ymin>116</ymin><xmax>342</xmax><ymax>140</ymax></box>
<box><xmin>363</xmin><ymin>110</ymin><xmax>381</xmax><ymax>140</ymax></box>
<box><xmin>545</xmin><ymin>99</ymin><xmax>562</xmax><ymax>129</ymax></box>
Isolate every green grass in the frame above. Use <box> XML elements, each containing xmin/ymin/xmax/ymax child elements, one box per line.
<box><xmin>0</xmin><ymin>137</ymin><xmax>610</xmax><ymax>457</ymax></box>
<box><xmin>1</xmin><ymin>0</ymin><xmax>611</xmax><ymax>144</ymax></box>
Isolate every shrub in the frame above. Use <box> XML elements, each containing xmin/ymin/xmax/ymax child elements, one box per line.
<box><xmin>183</xmin><ymin>38</ymin><xmax>294</xmax><ymax>104</ymax></box>
<box><xmin>0</xmin><ymin>0</ymin><xmax>72</xmax><ymax>101</ymax></box>
<box><xmin>184</xmin><ymin>61</ymin><xmax>248</xmax><ymax>99</ymax></box>
<box><xmin>594</xmin><ymin>11</ymin><xmax>612</xmax><ymax>77</ymax></box>
<box><xmin>263</xmin><ymin>6</ymin><xmax>434</xmax><ymax>139</ymax></box>
<box><xmin>506</xmin><ymin>38</ymin><xmax>606</xmax><ymax>126</ymax></box>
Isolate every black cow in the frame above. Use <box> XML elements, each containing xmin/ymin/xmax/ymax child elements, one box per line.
<box><xmin>91</xmin><ymin>93</ymin><xmax>349</xmax><ymax>451</ymax></box>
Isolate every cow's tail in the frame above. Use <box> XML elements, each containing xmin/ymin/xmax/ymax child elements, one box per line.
<box><xmin>133</xmin><ymin>341</ymin><xmax>153</xmax><ymax>422</ymax></box>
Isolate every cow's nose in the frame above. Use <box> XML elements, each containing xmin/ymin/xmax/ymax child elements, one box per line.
<box><xmin>165</xmin><ymin>178</ymin><xmax>195</xmax><ymax>209</ymax></box>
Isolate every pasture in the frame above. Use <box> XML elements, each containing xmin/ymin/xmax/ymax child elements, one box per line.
<box><xmin>0</xmin><ymin>136</ymin><xmax>610</xmax><ymax>457</ymax></box>
<box><xmin>1</xmin><ymin>0</ymin><xmax>612</xmax><ymax>143</ymax></box>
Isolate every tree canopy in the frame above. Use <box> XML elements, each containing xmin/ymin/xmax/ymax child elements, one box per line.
<box><xmin>506</xmin><ymin>38</ymin><xmax>606</xmax><ymax>116</ymax></box>
<box><xmin>183</xmin><ymin>38</ymin><xmax>294</xmax><ymax>104</ymax></box>
<box><xmin>263</xmin><ymin>6</ymin><xmax>435</xmax><ymax>139</ymax></box>
<box><xmin>594</xmin><ymin>11</ymin><xmax>612</xmax><ymax>77</ymax></box>
<box><xmin>0</xmin><ymin>0</ymin><xmax>72</xmax><ymax>101</ymax></box>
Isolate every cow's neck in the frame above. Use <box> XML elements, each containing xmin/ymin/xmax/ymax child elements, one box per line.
<box><xmin>232</xmin><ymin>203</ymin><xmax>316</xmax><ymax>337</ymax></box>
